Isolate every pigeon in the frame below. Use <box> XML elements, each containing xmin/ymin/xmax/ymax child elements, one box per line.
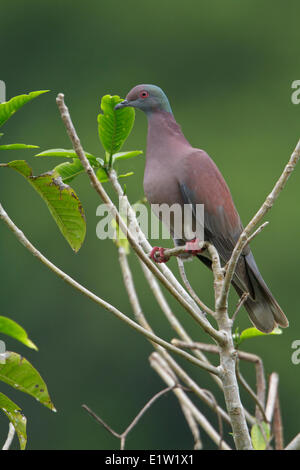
<box><xmin>115</xmin><ymin>84</ymin><xmax>289</xmax><ymax>333</ymax></box>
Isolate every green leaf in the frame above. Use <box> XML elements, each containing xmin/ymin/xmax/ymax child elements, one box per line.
<box><xmin>96</xmin><ymin>167</ymin><xmax>109</xmax><ymax>182</ymax></box>
<box><xmin>251</xmin><ymin>422</ymin><xmax>270</xmax><ymax>450</ymax></box>
<box><xmin>0</xmin><ymin>316</ymin><xmax>37</xmax><ymax>350</ymax></box>
<box><xmin>3</xmin><ymin>160</ymin><xmax>86</xmax><ymax>252</ymax></box>
<box><xmin>6</xmin><ymin>159</ymin><xmax>32</xmax><ymax>177</ymax></box>
<box><xmin>35</xmin><ymin>148</ymin><xmax>99</xmax><ymax>166</ymax></box>
<box><xmin>118</xmin><ymin>172</ymin><xmax>134</xmax><ymax>179</ymax></box>
<box><xmin>239</xmin><ymin>327</ymin><xmax>282</xmax><ymax>345</ymax></box>
<box><xmin>0</xmin><ymin>392</ymin><xmax>27</xmax><ymax>450</ymax></box>
<box><xmin>0</xmin><ymin>143</ymin><xmax>39</xmax><ymax>150</ymax></box>
<box><xmin>0</xmin><ymin>90</ymin><xmax>49</xmax><ymax>128</ymax></box>
<box><xmin>0</xmin><ymin>352</ymin><xmax>56</xmax><ymax>411</ymax></box>
<box><xmin>96</xmin><ymin>168</ymin><xmax>134</xmax><ymax>184</ymax></box>
<box><xmin>36</xmin><ymin>148</ymin><xmax>103</xmax><ymax>183</ymax></box>
<box><xmin>112</xmin><ymin>150</ymin><xmax>143</xmax><ymax>162</ymax></box>
<box><xmin>97</xmin><ymin>95</ymin><xmax>135</xmax><ymax>160</ymax></box>
<box><xmin>54</xmin><ymin>158</ymin><xmax>86</xmax><ymax>183</ymax></box>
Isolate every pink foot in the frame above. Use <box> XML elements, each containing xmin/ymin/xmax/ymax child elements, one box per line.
<box><xmin>150</xmin><ymin>246</ymin><xmax>170</xmax><ymax>264</ymax></box>
<box><xmin>184</xmin><ymin>238</ymin><xmax>203</xmax><ymax>255</ymax></box>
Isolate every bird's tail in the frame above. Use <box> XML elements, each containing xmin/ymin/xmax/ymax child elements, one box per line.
<box><xmin>196</xmin><ymin>252</ymin><xmax>289</xmax><ymax>333</ymax></box>
<box><xmin>232</xmin><ymin>252</ymin><xmax>289</xmax><ymax>333</ymax></box>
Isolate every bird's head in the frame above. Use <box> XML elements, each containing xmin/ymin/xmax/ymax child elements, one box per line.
<box><xmin>115</xmin><ymin>84</ymin><xmax>172</xmax><ymax>115</ymax></box>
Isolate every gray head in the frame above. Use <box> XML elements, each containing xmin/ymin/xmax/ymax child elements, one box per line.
<box><xmin>115</xmin><ymin>84</ymin><xmax>172</xmax><ymax>115</ymax></box>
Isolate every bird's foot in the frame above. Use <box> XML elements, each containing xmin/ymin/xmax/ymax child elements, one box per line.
<box><xmin>184</xmin><ymin>238</ymin><xmax>204</xmax><ymax>255</ymax></box>
<box><xmin>150</xmin><ymin>246</ymin><xmax>170</xmax><ymax>264</ymax></box>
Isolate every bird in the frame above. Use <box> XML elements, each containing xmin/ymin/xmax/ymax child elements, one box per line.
<box><xmin>115</xmin><ymin>84</ymin><xmax>289</xmax><ymax>333</ymax></box>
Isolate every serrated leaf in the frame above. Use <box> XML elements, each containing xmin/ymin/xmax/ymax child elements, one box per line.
<box><xmin>0</xmin><ymin>392</ymin><xmax>27</xmax><ymax>450</ymax></box>
<box><xmin>0</xmin><ymin>352</ymin><xmax>56</xmax><ymax>411</ymax></box>
<box><xmin>0</xmin><ymin>143</ymin><xmax>39</xmax><ymax>150</ymax></box>
<box><xmin>0</xmin><ymin>316</ymin><xmax>37</xmax><ymax>350</ymax></box>
<box><xmin>97</xmin><ymin>95</ymin><xmax>135</xmax><ymax>160</ymax></box>
<box><xmin>0</xmin><ymin>90</ymin><xmax>49</xmax><ymax>128</ymax></box>
<box><xmin>3</xmin><ymin>160</ymin><xmax>86</xmax><ymax>252</ymax></box>
<box><xmin>251</xmin><ymin>422</ymin><xmax>270</xmax><ymax>450</ymax></box>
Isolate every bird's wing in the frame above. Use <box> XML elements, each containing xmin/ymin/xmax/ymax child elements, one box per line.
<box><xmin>179</xmin><ymin>149</ymin><xmax>254</xmax><ymax>296</ymax></box>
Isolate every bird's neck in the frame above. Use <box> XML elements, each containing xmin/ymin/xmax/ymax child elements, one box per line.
<box><xmin>146</xmin><ymin>110</ymin><xmax>191</xmax><ymax>161</ymax></box>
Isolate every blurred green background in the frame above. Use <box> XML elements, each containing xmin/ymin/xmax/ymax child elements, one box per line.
<box><xmin>0</xmin><ymin>0</ymin><xmax>299</xmax><ymax>450</ymax></box>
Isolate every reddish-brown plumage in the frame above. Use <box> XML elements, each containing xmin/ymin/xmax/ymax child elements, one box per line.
<box><xmin>116</xmin><ymin>85</ymin><xmax>289</xmax><ymax>333</ymax></box>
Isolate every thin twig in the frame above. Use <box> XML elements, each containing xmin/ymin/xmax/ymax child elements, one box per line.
<box><xmin>162</xmin><ymin>349</ymin><xmax>231</xmax><ymax>425</ymax></box>
<box><xmin>150</xmin><ymin>353</ymin><xmax>231</xmax><ymax>450</ymax></box>
<box><xmin>172</xmin><ymin>339</ymin><xmax>267</xmax><ymax>425</ymax></box>
<box><xmin>244</xmin><ymin>222</ymin><xmax>269</xmax><ymax>247</ymax></box>
<box><xmin>179</xmin><ymin>402</ymin><xmax>202</xmax><ymax>450</ymax></box>
<box><xmin>177</xmin><ymin>257</ymin><xmax>215</xmax><ymax>317</ymax></box>
<box><xmin>202</xmin><ymin>389</ymin><xmax>224</xmax><ymax>450</ymax></box>
<box><xmin>231</xmin><ymin>292</ymin><xmax>249</xmax><ymax>324</ymax></box>
<box><xmin>2</xmin><ymin>423</ymin><xmax>15</xmax><ymax>450</ymax></box>
<box><xmin>82</xmin><ymin>385</ymin><xmax>175</xmax><ymax>450</ymax></box>
<box><xmin>273</xmin><ymin>393</ymin><xmax>284</xmax><ymax>450</ymax></box>
<box><xmin>265</xmin><ymin>373</ymin><xmax>279</xmax><ymax>423</ymax></box>
<box><xmin>285</xmin><ymin>432</ymin><xmax>300</xmax><ymax>450</ymax></box>
<box><xmin>235</xmin><ymin>360</ymin><xmax>267</xmax><ymax>422</ymax></box>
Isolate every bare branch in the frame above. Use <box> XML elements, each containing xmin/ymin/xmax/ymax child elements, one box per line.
<box><xmin>231</xmin><ymin>292</ymin><xmax>249</xmax><ymax>324</ymax></box>
<box><xmin>2</xmin><ymin>423</ymin><xmax>15</xmax><ymax>450</ymax></box>
<box><xmin>265</xmin><ymin>373</ymin><xmax>279</xmax><ymax>423</ymax></box>
<box><xmin>244</xmin><ymin>222</ymin><xmax>269</xmax><ymax>247</ymax></box>
<box><xmin>172</xmin><ymin>339</ymin><xmax>267</xmax><ymax>425</ymax></box>
<box><xmin>162</xmin><ymin>349</ymin><xmax>231</xmax><ymax>425</ymax></box>
<box><xmin>235</xmin><ymin>361</ymin><xmax>267</xmax><ymax>422</ymax></box>
<box><xmin>179</xmin><ymin>403</ymin><xmax>202</xmax><ymax>450</ymax></box>
<box><xmin>273</xmin><ymin>394</ymin><xmax>284</xmax><ymax>450</ymax></box>
<box><xmin>82</xmin><ymin>385</ymin><xmax>175</xmax><ymax>450</ymax></box>
<box><xmin>285</xmin><ymin>433</ymin><xmax>300</xmax><ymax>450</ymax></box>
<box><xmin>150</xmin><ymin>352</ymin><xmax>231</xmax><ymax>450</ymax></box>
<box><xmin>177</xmin><ymin>257</ymin><xmax>215</xmax><ymax>317</ymax></box>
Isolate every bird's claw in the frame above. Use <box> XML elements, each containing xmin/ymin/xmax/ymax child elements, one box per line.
<box><xmin>184</xmin><ymin>238</ymin><xmax>203</xmax><ymax>255</ymax></box>
<box><xmin>150</xmin><ymin>246</ymin><xmax>170</xmax><ymax>263</ymax></box>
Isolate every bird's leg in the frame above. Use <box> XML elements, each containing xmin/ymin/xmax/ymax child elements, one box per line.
<box><xmin>150</xmin><ymin>246</ymin><xmax>170</xmax><ymax>264</ymax></box>
<box><xmin>184</xmin><ymin>238</ymin><xmax>204</xmax><ymax>255</ymax></box>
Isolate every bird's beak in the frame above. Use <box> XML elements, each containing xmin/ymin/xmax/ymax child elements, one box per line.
<box><xmin>115</xmin><ymin>99</ymin><xmax>130</xmax><ymax>110</ymax></box>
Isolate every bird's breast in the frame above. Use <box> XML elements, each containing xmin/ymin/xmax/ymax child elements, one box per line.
<box><xmin>143</xmin><ymin>162</ymin><xmax>182</xmax><ymax>207</ymax></box>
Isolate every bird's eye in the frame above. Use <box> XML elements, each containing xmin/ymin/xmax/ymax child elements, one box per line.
<box><xmin>140</xmin><ymin>91</ymin><xmax>149</xmax><ymax>99</ymax></box>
